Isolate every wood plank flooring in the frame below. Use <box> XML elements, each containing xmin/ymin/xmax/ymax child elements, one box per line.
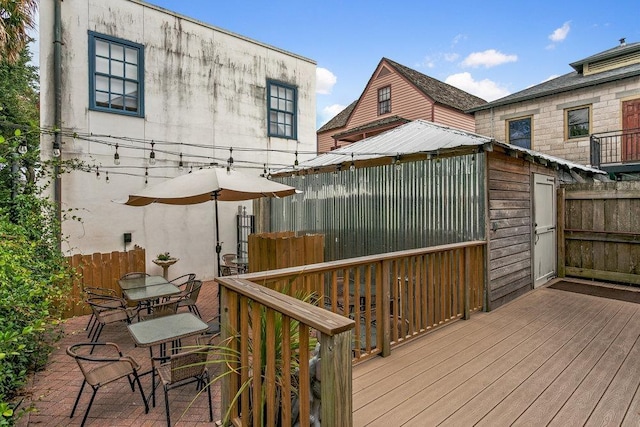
<box><xmin>352</xmin><ymin>286</ymin><xmax>640</xmax><ymax>426</ymax></box>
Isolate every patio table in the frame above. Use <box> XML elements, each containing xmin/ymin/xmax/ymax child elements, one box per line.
<box><xmin>118</xmin><ymin>275</ymin><xmax>169</xmax><ymax>291</ymax></box>
<box><xmin>122</xmin><ymin>282</ymin><xmax>181</xmax><ymax>304</ymax></box>
<box><xmin>127</xmin><ymin>312</ymin><xmax>208</xmax><ymax>406</ymax></box>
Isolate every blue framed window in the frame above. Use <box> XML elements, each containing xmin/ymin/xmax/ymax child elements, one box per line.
<box><xmin>268</xmin><ymin>80</ymin><xmax>297</xmax><ymax>139</ymax></box>
<box><xmin>507</xmin><ymin>116</ymin><xmax>532</xmax><ymax>149</ymax></box>
<box><xmin>89</xmin><ymin>32</ymin><xmax>144</xmax><ymax>116</ymax></box>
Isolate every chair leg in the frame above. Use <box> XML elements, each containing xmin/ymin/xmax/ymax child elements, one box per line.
<box><xmin>205</xmin><ymin>372</ymin><xmax>213</xmax><ymax>422</ymax></box>
<box><xmin>164</xmin><ymin>386</ymin><xmax>171</xmax><ymax>427</ymax></box>
<box><xmin>80</xmin><ymin>386</ymin><xmax>99</xmax><ymax>427</ymax></box>
<box><xmin>70</xmin><ymin>379</ymin><xmax>87</xmax><ymax>418</ymax></box>
<box><xmin>133</xmin><ymin>371</ymin><xmax>149</xmax><ymax>414</ymax></box>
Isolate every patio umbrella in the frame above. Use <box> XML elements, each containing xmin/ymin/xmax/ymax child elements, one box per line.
<box><xmin>119</xmin><ymin>167</ymin><xmax>297</xmax><ymax>276</ymax></box>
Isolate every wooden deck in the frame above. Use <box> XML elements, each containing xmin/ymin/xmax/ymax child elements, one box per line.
<box><xmin>352</xmin><ymin>285</ymin><xmax>640</xmax><ymax>426</ymax></box>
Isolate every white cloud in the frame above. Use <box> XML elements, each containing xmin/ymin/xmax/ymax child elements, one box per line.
<box><xmin>444</xmin><ymin>53</ymin><xmax>459</xmax><ymax>62</ymax></box>
<box><xmin>445</xmin><ymin>72</ymin><xmax>510</xmax><ymax>102</ymax></box>
<box><xmin>318</xmin><ymin>103</ymin><xmax>347</xmax><ymax>127</ymax></box>
<box><xmin>549</xmin><ymin>21</ymin><xmax>571</xmax><ymax>42</ymax></box>
<box><xmin>461</xmin><ymin>49</ymin><xmax>518</xmax><ymax>68</ymax></box>
<box><xmin>451</xmin><ymin>34</ymin><xmax>467</xmax><ymax>46</ymax></box>
<box><xmin>316</xmin><ymin>67</ymin><xmax>337</xmax><ymax>95</ymax></box>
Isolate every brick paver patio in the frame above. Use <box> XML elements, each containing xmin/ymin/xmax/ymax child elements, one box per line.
<box><xmin>16</xmin><ymin>280</ymin><xmax>222</xmax><ymax>427</ymax></box>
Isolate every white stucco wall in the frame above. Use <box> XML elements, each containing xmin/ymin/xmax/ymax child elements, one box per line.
<box><xmin>474</xmin><ymin>78</ymin><xmax>640</xmax><ymax>166</ymax></box>
<box><xmin>40</xmin><ymin>0</ymin><xmax>317</xmax><ymax>279</ymax></box>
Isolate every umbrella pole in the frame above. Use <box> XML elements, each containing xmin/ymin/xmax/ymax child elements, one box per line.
<box><xmin>214</xmin><ymin>192</ymin><xmax>221</xmax><ymax>277</ymax></box>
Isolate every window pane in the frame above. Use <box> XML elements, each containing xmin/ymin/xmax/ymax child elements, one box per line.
<box><xmin>96</xmin><ymin>56</ymin><xmax>109</xmax><ymax>74</ymax></box>
<box><xmin>286</xmin><ymin>88</ymin><xmax>293</xmax><ymax>101</ymax></box>
<box><xmin>111</xmin><ymin>44</ymin><xmax>124</xmax><ymax>61</ymax></box>
<box><xmin>286</xmin><ymin>100</ymin><xmax>293</xmax><ymax>113</ymax></box>
<box><xmin>111</xmin><ymin>61</ymin><xmax>124</xmax><ymax>77</ymax></box>
<box><xmin>96</xmin><ymin>75</ymin><xmax>109</xmax><ymax>91</ymax></box>
<box><xmin>110</xmin><ymin>93</ymin><xmax>124</xmax><ymax>109</ymax></box>
<box><xmin>95</xmin><ymin>91</ymin><xmax>109</xmax><ymax>107</ymax></box>
<box><xmin>509</xmin><ymin>118</ymin><xmax>531</xmax><ymax>149</ymax></box>
<box><xmin>95</xmin><ymin>39</ymin><xmax>109</xmax><ymax>57</ymax></box>
<box><xmin>110</xmin><ymin>78</ymin><xmax>124</xmax><ymax>94</ymax></box>
<box><xmin>125</xmin><ymin>63</ymin><xmax>138</xmax><ymax>79</ymax></box>
<box><xmin>568</xmin><ymin>108</ymin><xmax>588</xmax><ymax>125</ymax></box>
<box><xmin>125</xmin><ymin>81</ymin><xmax>137</xmax><ymax>96</ymax></box>
<box><xmin>124</xmin><ymin>96</ymin><xmax>138</xmax><ymax>112</ymax></box>
<box><xmin>125</xmin><ymin>47</ymin><xmax>138</xmax><ymax>64</ymax></box>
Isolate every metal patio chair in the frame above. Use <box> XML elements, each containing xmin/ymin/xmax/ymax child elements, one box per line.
<box><xmin>67</xmin><ymin>342</ymin><xmax>148</xmax><ymax>427</ymax></box>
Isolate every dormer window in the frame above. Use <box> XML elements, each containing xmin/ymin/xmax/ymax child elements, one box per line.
<box><xmin>378</xmin><ymin>86</ymin><xmax>391</xmax><ymax>115</ymax></box>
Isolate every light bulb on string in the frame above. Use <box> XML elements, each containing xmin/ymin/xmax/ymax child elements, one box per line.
<box><xmin>105</xmin><ymin>171</ymin><xmax>109</xmax><ymax>184</ymax></box>
<box><xmin>52</xmin><ymin>141</ymin><xmax>61</xmax><ymax>157</ymax></box>
<box><xmin>178</xmin><ymin>153</ymin><xmax>184</xmax><ymax>171</ymax></box>
<box><xmin>350</xmin><ymin>153</ymin><xmax>355</xmax><ymax>172</ymax></box>
<box><xmin>18</xmin><ymin>141</ymin><xmax>27</xmax><ymax>155</ymax></box>
<box><xmin>95</xmin><ymin>166</ymin><xmax>100</xmax><ymax>180</ymax></box>
<box><xmin>149</xmin><ymin>142</ymin><xmax>156</xmax><ymax>165</ymax></box>
<box><xmin>227</xmin><ymin>147</ymin><xmax>234</xmax><ymax>173</ymax></box>
<box><xmin>294</xmin><ymin>151</ymin><xmax>299</xmax><ymax>168</ymax></box>
<box><xmin>114</xmin><ymin>144</ymin><xmax>120</xmax><ymax>165</ymax></box>
<box><xmin>395</xmin><ymin>154</ymin><xmax>402</xmax><ymax>171</ymax></box>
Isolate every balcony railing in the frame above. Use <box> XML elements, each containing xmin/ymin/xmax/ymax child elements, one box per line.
<box><xmin>215</xmin><ymin>240</ymin><xmax>486</xmax><ymax>426</ymax></box>
<box><xmin>590</xmin><ymin>127</ymin><xmax>640</xmax><ymax>169</ymax></box>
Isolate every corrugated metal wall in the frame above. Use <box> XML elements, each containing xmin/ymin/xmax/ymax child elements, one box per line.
<box><xmin>271</xmin><ymin>153</ymin><xmax>486</xmax><ymax>261</ymax></box>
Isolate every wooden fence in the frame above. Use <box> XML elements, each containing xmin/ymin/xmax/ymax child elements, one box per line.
<box><xmin>247</xmin><ymin>232</ymin><xmax>324</xmax><ymax>272</ymax></box>
<box><xmin>558</xmin><ymin>181</ymin><xmax>640</xmax><ymax>285</ymax></box>
<box><xmin>63</xmin><ymin>246</ymin><xmax>146</xmax><ymax>317</ymax></box>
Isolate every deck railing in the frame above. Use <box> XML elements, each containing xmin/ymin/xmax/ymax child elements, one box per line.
<box><xmin>590</xmin><ymin>127</ymin><xmax>640</xmax><ymax>168</ymax></box>
<box><xmin>215</xmin><ymin>240</ymin><xmax>486</xmax><ymax>426</ymax></box>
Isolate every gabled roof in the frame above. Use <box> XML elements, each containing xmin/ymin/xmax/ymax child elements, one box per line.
<box><xmin>283</xmin><ymin>119</ymin><xmax>605</xmax><ymax>175</ymax></box>
<box><xmin>383</xmin><ymin>58</ymin><xmax>487</xmax><ymax>111</ymax></box>
<box><xmin>317</xmin><ymin>58</ymin><xmax>487</xmax><ymax>134</ymax></box>
<box><xmin>469</xmin><ymin>42</ymin><xmax>640</xmax><ymax>112</ymax></box>
<box><xmin>570</xmin><ymin>41</ymin><xmax>640</xmax><ymax>72</ymax></box>
<box><xmin>317</xmin><ymin>100</ymin><xmax>357</xmax><ymax>133</ymax></box>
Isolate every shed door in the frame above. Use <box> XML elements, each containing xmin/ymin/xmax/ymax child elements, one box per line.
<box><xmin>622</xmin><ymin>99</ymin><xmax>640</xmax><ymax>162</ymax></box>
<box><xmin>533</xmin><ymin>174</ymin><xmax>556</xmax><ymax>287</ymax></box>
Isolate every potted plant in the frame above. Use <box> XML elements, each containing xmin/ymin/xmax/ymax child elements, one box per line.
<box><xmin>155</xmin><ymin>252</ymin><xmax>175</xmax><ymax>262</ymax></box>
<box><xmin>153</xmin><ymin>252</ymin><xmax>178</xmax><ymax>279</ymax></box>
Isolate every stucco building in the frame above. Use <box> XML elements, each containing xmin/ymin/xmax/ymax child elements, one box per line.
<box><xmin>39</xmin><ymin>0</ymin><xmax>317</xmax><ymax>278</ymax></box>
<box><xmin>470</xmin><ymin>39</ymin><xmax>640</xmax><ymax>179</ymax></box>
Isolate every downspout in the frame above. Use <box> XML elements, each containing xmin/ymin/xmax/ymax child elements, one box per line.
<box><xmin>54</xmin><ymin>0</ymin><xmax>62</xmax><ymax>249</ymax></box>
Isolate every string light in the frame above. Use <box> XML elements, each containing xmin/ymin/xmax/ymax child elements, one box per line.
<box><xmin>52</xmin><ymin>141</ymin><xmax>61</xmax><ymax>157</ymax></box>
<box><xmin>227</xmin><ymin>147</ymin><xmax>234</xmax><ymax>172</ymax></box>
<box><xmin>294</xmin><ymin>151</ymin><xmax>299</xmax><ymax>168</ymax></box>
<box><xmin>144</xmin><ymin>167</ymin><xmax>148</xmax><ymax>184</ymax></box>
<box><xmin>114</xmin><ymin>144</ymin><xmax>120</xmax><ymax>165</ymax></box>
<box><xmin>350</xmin><ymin>153</ymin><xmax>355</xmax><ymax>172</ymax></box>
<box><xmin>105</xmin><ymin>171</ymin><xmax>109</xmax><ymax>183</ymax></box>
<box><xmin>178</xmin><ymin>153</ymin><xmax>184</xmax><ymax>170</ymax></box>
<box><xmin>395</xmin><ymin>154</ymin><xmax>402</xmax><ymax>171</ymax></box>
<box><xmin>149</xmin><ymin>142</ymin><xmax>156</xmax><ymax>165</ymax></box>
<box><xmin>95</xmin><ymin>166</ymin><xmax>100</xmax><ymax>180</ymax></box>
<box><xmin>18</xmin><ymin>141</ymin><xmax>28</xmax><ymax>155</ymax></box>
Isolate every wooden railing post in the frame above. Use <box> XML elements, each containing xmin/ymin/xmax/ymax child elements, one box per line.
<box><xmin>557</xmin><ymin>186</ymin><xmax>566</xmax><ymax>278</ymax></box>
<box><xmin>463</xmin><ymin>247</ymin><xmax>471</xmax><ymax>320</ymax></box>
<box><xmin>381</xmin><ymin>260</ymin><xmax>391</xmax><ymax>357</ymax></box>
<box><xmin>320</xmin><ymin>330</ymin><xmax>352</xmax><ymax>426</ymax></box>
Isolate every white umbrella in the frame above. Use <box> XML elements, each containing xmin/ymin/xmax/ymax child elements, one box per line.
<box><xmin>119</xmin><ymin>167</ymin><xmax>297</xmax><ymax>276</ymax></box>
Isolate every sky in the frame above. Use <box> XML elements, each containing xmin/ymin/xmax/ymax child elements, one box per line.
<box><xmin>37</xmin><ymin>1</ymin><xmax>640</xmax><ymax>129</ymax></box>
